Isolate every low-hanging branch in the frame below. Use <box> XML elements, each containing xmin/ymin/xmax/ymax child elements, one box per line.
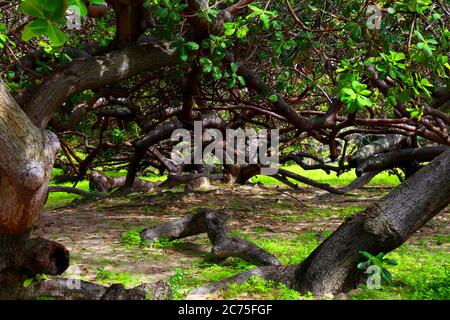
<box><xmin>141</xmin><ymin>209</ymin><xmax>280</xmax><ymax>266</ymax></box>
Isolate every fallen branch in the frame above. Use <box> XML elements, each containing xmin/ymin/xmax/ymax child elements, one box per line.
<box><xmin>141</xmin><ymin>209</ymin><xmax>280</xmax><ymax>266</ymax></box>
<box><xmin>0</xmin><ymin>278</ymin><xmax>172</xmax><ymax>300</ymax></box>
<box><xmin>89</xmin><ymin>171</ymin><xmax>156</xmax><ymax>193</ymax></box>
<box><xmin>48</xmin><ymin>186</ymin><xmax>93</xmax><ymax>198</ymax></box>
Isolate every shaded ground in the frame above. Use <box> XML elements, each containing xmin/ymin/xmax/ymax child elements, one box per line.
<box><xmin>34</xmin><ymin>183</ymin><xmax>449</xmax><ymax>300</ymax></box>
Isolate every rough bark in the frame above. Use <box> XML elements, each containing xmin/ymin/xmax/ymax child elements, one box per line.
<box><xmin>0</xmin><ymin>81</ymin><xmax>60</xmax><ymax>234</ymax></box>
<box><xmin>159</xmin><ymin>174</ymin><xmax>221</xmax><ymax>191</ymax></box>
<box><xmin>89</xmin><ymin>171</ymin><xmax>155</xmax><ymax>193</ymax></box>
<box><xmin>0</xmin><ymin>278</ymin><xmax>172</xmax><ymax>300</ymax></box>
<box><xmin>48</xmin><ymin>186</ymin><xmax>93</xmax><ymax>198</ymax></box>
<box><xmin>0</xmin><ymin>234</ymin><xmax>70</xmax><ymax>287</ymax></box>
<box><xmin>348</xmin><ymin>134</ymin><xmax>408</xmax><ymax>168</ymax></box>
<box><xmin>0</xmin><ymin>81</ymin><xmax>70</xmax><ymax>292</ymax></box>
<box><xmin>294</xmin><ymin>148</ymin><xmax>450</xmax><ymax>296</ymax></box>
<box><xmin>141</xmin><ymin>209</ymin><xmax>280</xmax><ymax>266</ymax></box>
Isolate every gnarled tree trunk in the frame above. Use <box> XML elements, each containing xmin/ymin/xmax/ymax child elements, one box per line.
<box><xmin>187</xmin><ymin>148</ymin><xmax>450</xmax><ymax>298</ymax></box>
<box><xmin>0</xmin><ymin>81</ymin><xmax>68</xmax><ymax>286</ymax></box>
<box><xmin>294</xmin><ymin>147</ymin><xmax>450</xmax><ymax>296</ymax></box>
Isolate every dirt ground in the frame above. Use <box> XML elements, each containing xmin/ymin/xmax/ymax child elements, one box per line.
<box><xmin>33</xmin><ymin>184</ymin><xmax>449</xmax><ymax>296</ymax></box>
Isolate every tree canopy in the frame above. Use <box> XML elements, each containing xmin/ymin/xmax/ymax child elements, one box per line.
<box><xmin>0</xmin><ymin>0</ymin><xmax>448</xmax><ymax>301</ymax></box>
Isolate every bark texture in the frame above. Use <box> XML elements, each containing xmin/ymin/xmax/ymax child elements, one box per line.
<box><xmin>0</xmin><ymin>81</ymin><xmax>60</xmax><ymax>234</ymax></box>
<box><xmin>0</xmin><ymin>278</ymin><xmax>172</xmax><ymax>300</ymax></box>
<box><xmin>141</xmin><ymin>209</ymin><xmax>280</xmax><ymax>266</ymax></box>
<box><xmin>89</xmin><ymin>171</ymin><xmax>155</xmax><ymax>193</ymax></box>
<box><xmin>294</xmin><ymin>148</ymin><xmax>450</xmax><ymax>296</ymax></box>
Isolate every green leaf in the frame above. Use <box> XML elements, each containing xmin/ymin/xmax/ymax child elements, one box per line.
<box><xmin>351</xmin><ymin>81</ymin><xmax>367</xmax><ymax>93</ymax></box>
<box><xmin>90</xmin><ymin>0</ymin><xmax>106</xmax><ymax>5</ymax></box>
<box><xmin>224</xmin><ymin>28</ymin><xmax>236</xmax><ymax>36</ymax></box>
<box><xmin>179</xmin><ymin>46</ymin><xmax>188</xmax><ymax>62</ymax></box>
<box><xmin>357</xmin><ymin>261</ymin><xmax>369</xmax><ymax>269</ymax></box>
<box><xmin>414</xmin><ymin>30</ymin><xmax>425</xmax><ymax>42</ymax></box>
<box><xmin>20</xmin><ymin>0</ymin><xmax>46</xmax><ymax>19</ymax></box>
<box><xmin>46</xmin><ymin>22</ymin><xmax>67</xmax><ymax>46</ymax></box>
<box><xmin>237</xmin><ymin>76</ymin><xmax>246</xmax><ymax>86</ymax></box>
<box><xmin>389</xmin><ymin>69</ymin><xmax>397</xmax><ymax>79</ymax></box>
<box><xmin>40</xmin><ymin>0</ymin><xmax>62</xmax><ymax>12</ymax></box>
<box><xmin>423</xmin><ymin>44</ymin><xmax>433</xmax><ymax>57</ymax></box>
<box><xmin>23</xmin><ymin>278</ymin><xmax>34</xmax><ymax>288</ymax></box>
<box><xmin>388</xmin><ymin>95</ymin><xmax>397</xmax><ymax>106</ymax></box>
<box><xmin>359</xmin><ymin>251</ymin><xmax>374</xmax><ymax>260</ymax></box>
<box><xmin>375</xmin><ymin>252</ymin><xmax>385</xmax><ymax>260</ymax></box>
<box><xmin>342</xmin><ymin>88</ymin><xmax>356</xmax><ymax>100</ymax></box>
<box><xmin>230</xmin><ymin>63</ymin><xmax>238</xmax><ymax>73</ymax></box>
<box><xmin>185</xmin><ymin>41</ymin><xmax>199</xmax><ymax>51</ymax></box>
<box><xmin>381</xmin><ymin>269</ymin><xmax>393</xmax><ymax>282</ymax></box>
<box><xmin>211</xmin><ymin>66</ymin><xmax>222</xmax><ymax>80</ymax></box>
<box><xmin>268</xmin><ymin>94</ymin><xmax>279</xmax><ymax>103</ymax></box>
<box><xmin>260</xmin><ymin>14</ymin><xmax>270</xmax><ymax>30</ymax></box>
<box><xmin>383</xmin><ymin>259</ymin><xmax>398</xmax><ymax>266</ymax></box>
<box><xmin>356</xmin><ymin>95</ymin><xmax>373</xmax><ymax>108</ymax></box>
<box><xmin>236</xmin><ymin>27</ymin><xmax>248</xmax><ymax>39</ymax></box>
<box><xmin>420</xmin><ymin>78</ymin><xmax>433</xmax><ymax>87</ymax></box>
<box><xmin>200</xmin><ymin>57</ymin><xmax>213</xmax><ymax>73</ymax></box>
<box><xmin>69</xmin><ymin>0</ymin><xmax>88</xmax><ymax>16</ymax></box>
<box><xmin>22</xmin><ymin>19</ymin><xmax>50</xmax><ymax>41</ymax></box>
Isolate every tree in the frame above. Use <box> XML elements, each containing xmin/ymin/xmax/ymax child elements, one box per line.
<box><xmin>0</xmin><ymin>0</ymin><xmax>448</xmax><ymax>298</ymax></box>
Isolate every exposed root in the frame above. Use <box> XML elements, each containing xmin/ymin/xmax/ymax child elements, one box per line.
<box><xmin>141</xmin><ymin>209</ymin><xmax>280</xmax><ymax>266</ymax></box>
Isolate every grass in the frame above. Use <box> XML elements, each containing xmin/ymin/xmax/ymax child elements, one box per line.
<box><xmin>62</xmin><ymin>221</ymin><xmax>448</xmax><ymax>300</ymax></box>
<box><xmin>95</xmin><ymin>267</ymin><xmax>141</xmax><ymax>288</ymax></box>
<box><xmin>221</xmin><ymin>276</ymin><xmax>305</xmax><ymax>300</ymax></box>
<box><xmin>350</xmin><ymin>244</ymin><xmax>450</xmax><ymax>300</ymax></box>
<box><xmin>267</xmin><ymin>205</ymin><xmax>366</xmax><ymax>223</ymax></box>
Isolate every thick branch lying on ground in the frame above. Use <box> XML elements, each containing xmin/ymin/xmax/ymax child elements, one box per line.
<box><xmin>48</xmin><ymin>186</ymin><xmax>93</xmax><ymax>198</ymax></box>
<box><xmin>0</xmin><ymin>278</ymin><xmax>172</xmax><ymax>300</ymax></box>
<box><xmin>159</xmin><ymin>174</ymin><xmax>216</xmax><ymax>191</ymax></box>
<box><xmin>89</xmin><ymin>171</ymin><xmax>156</xmax><ymax>193</ymax></box>
<box><xmin>141</xmin><ymin>209</ymin><xmax>280</xmax><ymax>266</ymax></box>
